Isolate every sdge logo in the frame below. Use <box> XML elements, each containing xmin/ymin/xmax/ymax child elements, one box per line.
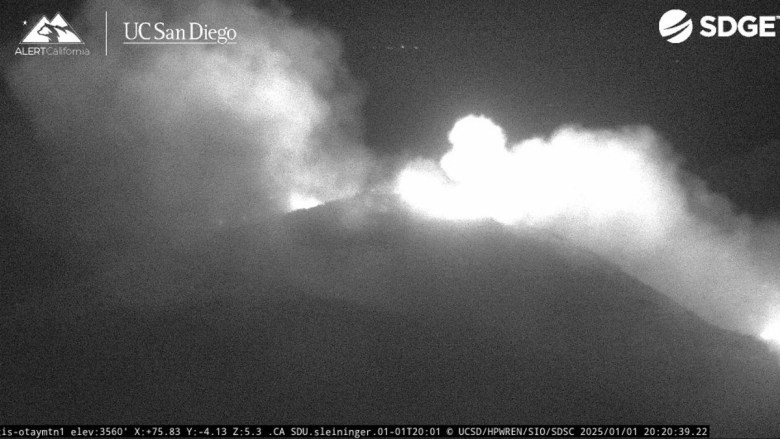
<box><xmin>659</xmin><ymin>9</ymin><xmax>780</xmax><ymax>43</ymax></box>
<box><xmin>659</xmin><ymin>10</ymin><xmax>693</xmax><ymax>43</ymax></box>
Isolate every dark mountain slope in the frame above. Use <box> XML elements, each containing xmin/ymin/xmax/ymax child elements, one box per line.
<box><xmin>2</xmin><ymin>196</ymin><xmax>779</xmax><ymax>437</ymax></box>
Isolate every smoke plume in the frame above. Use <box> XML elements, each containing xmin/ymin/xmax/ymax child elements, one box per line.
<box><xmin>6</xmin><ymin>1</ymin><xmax>780</xmax><ymax>343</ymax></box>
<box><xmin>396</xmin><ymin>115</ymin><xmax>780</xmax><ymax>341</ymax></box>
<box><xmin>5</xmin><ymin>0</ymin><xmax>370</xmax><ymax>247</ymax></box>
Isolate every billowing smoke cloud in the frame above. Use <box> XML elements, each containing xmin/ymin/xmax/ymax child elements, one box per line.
<box><xmin>6</xmin><ymin>1</ymin><xmax>780</xmax><ymax>345</ymax></box>
<box><xmin>396</xmin><ymin>115</ymin><xmax>780</xmax><ymax>342</ymax></box>
<box><xmin>5</xmin><ymin>0</ymin><xmax>370</xmax><ymax>246</ymax></box>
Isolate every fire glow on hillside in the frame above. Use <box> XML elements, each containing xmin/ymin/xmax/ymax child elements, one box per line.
<box><xmin>394</xmin><ymin>115</ymin><xmax>780</xmax><ymax>348</ymax></box>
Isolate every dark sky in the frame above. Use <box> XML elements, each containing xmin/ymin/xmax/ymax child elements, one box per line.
<box><xmin>3</xmin><ymin>0</ymin><xmax>779</xmax><ymax>170</ymax></box>
<box><xmin>287</xmin><ymin>0</ymin><xmax>780</xmax><ymax>171</ymax></box>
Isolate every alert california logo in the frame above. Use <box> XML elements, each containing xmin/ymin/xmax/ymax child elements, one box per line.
<box><xmin>15</xmin><ymin>12</ymin><xmax>91</xmax><ymax>56</ymax></box>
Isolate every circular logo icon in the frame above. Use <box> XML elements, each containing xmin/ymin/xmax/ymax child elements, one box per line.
<box><xmin>659</xmin><ymin>9</ymin><xmax>693</xmax><ymax>43</ymax></box>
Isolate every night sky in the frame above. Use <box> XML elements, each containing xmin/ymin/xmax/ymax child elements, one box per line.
<box><xmin>4</xmin><ymin>0</ymin><xmax>780</xmax><ymax>172</ymax></box>
<box><xmin>286</xmin><ymin>1</ymin><xmax>780</xmax><ymax>172</ymax></box>
<box><xmin>2</xmin><ymin>1</ymin><xmax>780</xmax><ymax>436</ymax></box>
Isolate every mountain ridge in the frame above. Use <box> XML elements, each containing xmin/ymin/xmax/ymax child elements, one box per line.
<box><xmin>2</xmin><ymin>195</ymin><xmax>780</xmax><ymax>436</ymax></box>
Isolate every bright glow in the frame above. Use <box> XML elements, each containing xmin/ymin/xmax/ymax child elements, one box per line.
<box><xmin>395</xmin><ymin>114</ymin><xmax>780</xmax><ymax>339</ymax></box>
<box><xmin>760</xmin><ymin>321</ymin><xmax>780</xmax><ymax>344</ymax></box>
<box><xmin>395</xmin><ymin>114</ymin><xmax>672</xmax><ymax>233</ymax></box>
<box><xmin>441</xmin><ymin>115</ymin><xmax>508</xmax><ymax>185</ymax></box>
<box><xmin>288</xmin><ymin>193</ymin><xmax>322</xmax><ymax>211</ymax></box>
<box><xmin>396</xmin><ymin>161</ymin><xmax>494</xmax><ymax>221</ymax></box>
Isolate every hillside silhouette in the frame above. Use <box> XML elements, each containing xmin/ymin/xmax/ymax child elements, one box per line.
<box><xmin>2</xmin><ymin>196</ymin><xmax>779</xmax><ymax>436</ymax></box>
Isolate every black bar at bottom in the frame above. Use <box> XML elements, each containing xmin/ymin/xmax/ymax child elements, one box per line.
<box><xmin>0</xmin><ymin>425</ymin><xmax>710</xmax><ymax>438</ymax></box>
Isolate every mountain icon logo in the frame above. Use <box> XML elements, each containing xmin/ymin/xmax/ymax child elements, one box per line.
<box><xmin>21</xmin><ymin>13</ymin><xmax>84</xmax><ymax>44</ymax></box>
